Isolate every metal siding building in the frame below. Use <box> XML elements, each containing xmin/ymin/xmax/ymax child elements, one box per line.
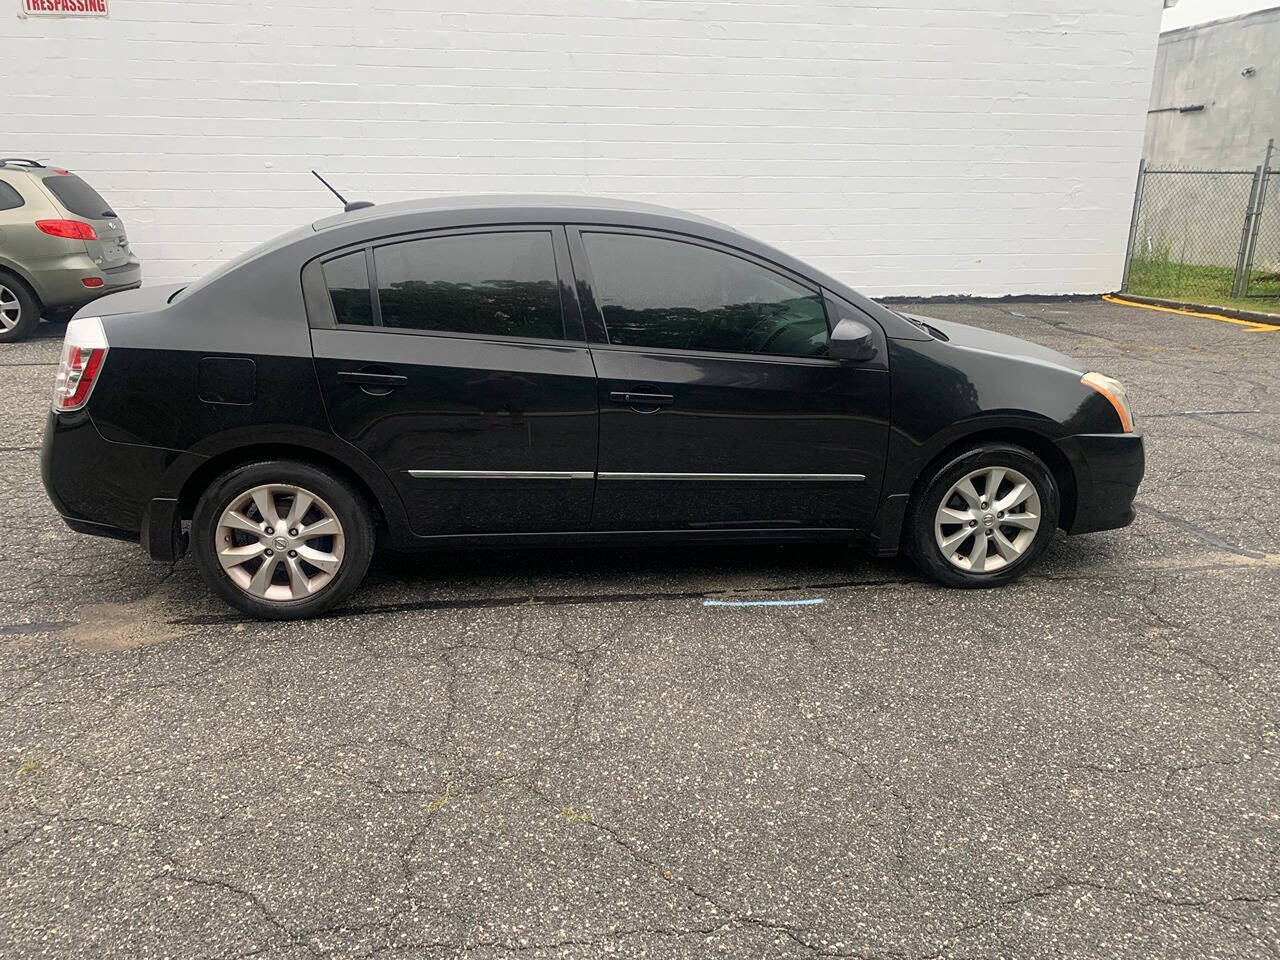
<box><xmin>9</xmin><ymin>0</ymin><xmax>1162</xmax><ymax>295</ymax></box>
<box><xmin>1143</xmin><ymin>5</ymin><xmax>1280</xmax><ymax>168</ymax></box>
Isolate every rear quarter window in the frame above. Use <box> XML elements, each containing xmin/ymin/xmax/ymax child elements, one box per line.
<box><xmin>322</xmin><ymin>251</ymin><xmax>375</xmax><ymax>326</ymax></box>
<box><xmin>0</xmin><ymin>179</ymin><xmax>24</xmax><ymax>212</ymax></box>
<box><xmin>41</xmin><ymin>174</ymin><xmax>115</xmax><ymax>219</ymax></box>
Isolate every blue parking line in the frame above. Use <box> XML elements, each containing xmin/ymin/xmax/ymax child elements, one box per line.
<box><xmin>703</xmin><ymin>597</ymin><xmax>825</xmax><ymax>607</ymax></box>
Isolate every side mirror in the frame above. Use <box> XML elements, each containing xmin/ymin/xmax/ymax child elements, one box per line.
<box><xmin>828</xmin><ymin>317</ymin><xmax>877</xmax><ymax>362</ymax></box>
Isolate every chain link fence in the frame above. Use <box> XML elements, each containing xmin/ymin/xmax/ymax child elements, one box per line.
<box><xmin>1248</xmin><ymin>172</ymin><xmax>1280</xmax><ymax>301</ymax></box>
<box><xmin>1122</xmin><ymin>140</ymin><xmax>1279</xmax><ymax>313</ymax></box>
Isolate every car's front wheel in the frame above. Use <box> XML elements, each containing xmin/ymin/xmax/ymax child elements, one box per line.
<box><xmin>192</xmin><ymin>461</ymin><xmax>374</xmax><ymax>619</ymax></box>
<box><xmin>907</xmin><ymin>443</ymin><xmax>1059</xmax><ymax>588</ymax></box>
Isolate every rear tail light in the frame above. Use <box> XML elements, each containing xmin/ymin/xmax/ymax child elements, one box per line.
<box><xmin>53</xmin><ymin>316</ymin><xmax>109</xmax><ymax>412</ymax></box>
<box><xmin>81</xmin><ymin>277</ymin><xmax>103</xmax><ymax>288</ymax></box>
<box><xmin>36</xmin><ymin>219</ymin><xmax>97</xmax><ymax>241</ymax></box>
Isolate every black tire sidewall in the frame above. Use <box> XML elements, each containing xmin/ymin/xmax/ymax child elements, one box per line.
<box><xmin>192</xmin><ymin>460</ymin><xmax>374</xmax><ymax>619</ymax></box>
<box><xmin>0</xmin><ymin>273</ymin><xmax>40</xmax><ymax>343</ymax></box>
<box><xmin>908</xmin><ymin>443</ymin><xmax>1059</xmax><ymax>588</ymax></box>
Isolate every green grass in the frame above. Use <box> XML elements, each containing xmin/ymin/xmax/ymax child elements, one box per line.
<box><xmin>1126</xmin><ymin>251</ymin><xmax>1280</xmax><ymax>315</ymax></box>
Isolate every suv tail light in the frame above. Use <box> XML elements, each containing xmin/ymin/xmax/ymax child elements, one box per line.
<box><xmin>53</xmin><ymin>316</ymin><xmax>109</xmax><ymax>412</ymax></box>
<box><xmin>36</xmin><ymin>219</ymin><xmax>98</xmax><ymax>241</ymax></box>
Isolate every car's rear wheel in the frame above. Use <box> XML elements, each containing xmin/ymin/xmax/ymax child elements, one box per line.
<box><xmin>192</xmin><ymin>461</ymin><xmax>374</xmax><ymax>619</ymax></box>
<box><xmin>0</xmin><ymin>274</ymin><xmax>40</xmax><ymax>343</ymax></box>
<box><xmin>907</xmin><ymin>443</ymin><xmax>1059</xmax><ymax>588</ymax></box>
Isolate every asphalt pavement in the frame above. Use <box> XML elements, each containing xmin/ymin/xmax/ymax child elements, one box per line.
<box><xmin>1</xmin><ymin>297</ymin><xmax>1276</xmax><ymax>959</ymax></box>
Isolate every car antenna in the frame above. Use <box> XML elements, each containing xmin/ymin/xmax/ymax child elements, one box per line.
<box><xmin>311</xmin><ymin>170</ymin><xmax>374</xmax><ymax>212</ymax></box>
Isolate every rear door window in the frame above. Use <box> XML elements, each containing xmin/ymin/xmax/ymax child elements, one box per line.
<box><xmin>41</xmin><ymin>174</ymin><xmax>116</xmax><ymax>219</ymax></box>
<box><xmin>373</xmin><ymin>231</ymin><xmax>563</xmax><ymax>340</ymax></box>
<box><xmin>0</xmin><ymin>179</ymin><xmax>24</xmax><ymax>211</ymax></box>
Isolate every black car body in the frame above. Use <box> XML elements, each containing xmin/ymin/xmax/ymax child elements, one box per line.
<box><xmin>42</xmin><ymin>196</ymin><xmax>1144</xmax><ymax>618</ymax></box>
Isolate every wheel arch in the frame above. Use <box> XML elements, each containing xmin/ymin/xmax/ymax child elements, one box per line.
<box><xmin>175</xmin><ymin>442</ymin><xmax>404</xmax><ymax>545</ymax></box>
<box><xmin>908</xmin><ymin>426</ymin><xmax>1077</xmax><ymax>531</ymax></box>
<box><xmin>873</xmin><ymin>422</ymin><xmax>1078</xmax><ymax>557</ymax></box>
<box><xmin>0</xmin><ymin>262</ymin><xmax>42</xmax><ymax>307</ymax></box>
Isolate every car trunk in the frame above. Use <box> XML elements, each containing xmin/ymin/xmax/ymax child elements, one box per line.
<box><xmin>38</xmin><ymin>171</ymin><xmax>132</xmax><ymax>268</ymax></box>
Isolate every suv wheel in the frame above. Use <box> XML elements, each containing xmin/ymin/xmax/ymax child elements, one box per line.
<box><xmin>192</xmin><ymin>461</ymin><xmax>374</xmax><ymax>619</ymax></box>
<box><xmin>0</xmin><ymin>274</ymin><xmax>40</xmax><ymax>343</ymax></box>
<box><xmin>907</xmin><ymin>443</ymin><xmax>1059</xmax><ymax>588</ymax></box>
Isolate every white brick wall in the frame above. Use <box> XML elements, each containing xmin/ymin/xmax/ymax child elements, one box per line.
<box><xmin>9</xmin><ymin>0</ymin><xmax>1162</xmax><ymax>295</ymax></box>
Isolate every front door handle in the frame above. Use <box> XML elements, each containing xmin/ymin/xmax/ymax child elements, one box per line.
<box><xmin>609</xmin><ymin>390</ymin><xmax>674</xmax><ymax>408</ymax></box>
<box><xmin>337</xmin><ymin>367</ymin><xmax>408</xmax><ymax>397</ymax></box>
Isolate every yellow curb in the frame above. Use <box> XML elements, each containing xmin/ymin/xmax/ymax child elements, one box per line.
<box><xmin>1102</xmin><ymin>294</ymin><xmax>1280</xmax><ymax>332</ymax></box>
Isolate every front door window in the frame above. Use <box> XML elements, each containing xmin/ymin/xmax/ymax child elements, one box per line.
<box><xmin>581</xmin><ymin>231</ymin><xmax>829</xmax><ymax>358</ymax></box>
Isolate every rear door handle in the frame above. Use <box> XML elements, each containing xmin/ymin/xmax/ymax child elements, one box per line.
<box><xmin>337</xmin><ymin>370</ymin><xmax>408</xmax><ymax>387</ymax></box>
<box><xmin>337</xmin><ymin>367</ymin><xmax>408</xmax><ymax>397</ymax></box>
<box><xmin>609</xmin><ymin>391</ymin><xmax>674</xmax><ymax>407</ymax></box>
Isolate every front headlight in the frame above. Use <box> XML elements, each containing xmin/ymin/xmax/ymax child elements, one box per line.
<box><xmin>1081</xmin><ymin>372</ymin><xmax>1133</xmax><ymax>433</ymax></box>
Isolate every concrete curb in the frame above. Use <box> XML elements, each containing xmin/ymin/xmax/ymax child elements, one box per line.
<box><xmin>1108</xmin><ymin>292</ymin><xmax>1280</xmax><ymax>325</ymax></box>
<box><xmin>877</xmin><ymin>292</ymin><xmax>1104</xmax><ymax>306</ymax></box>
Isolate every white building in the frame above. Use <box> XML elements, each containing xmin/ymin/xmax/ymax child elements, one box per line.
<box><xmin>10</xmin><ymin>0</ymin><xmax>1162</xmax><ymax>296</ymax></box>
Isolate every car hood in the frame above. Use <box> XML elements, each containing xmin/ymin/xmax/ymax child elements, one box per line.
<box><xmin>900</xmin><ymin>312</ymin><xmax>1082</xmax><ymax>373</ymax></box>
<box><xmin>73</xmin><ymin>284</ymin><xmax>186</xmax><ymax>319</ymax></box>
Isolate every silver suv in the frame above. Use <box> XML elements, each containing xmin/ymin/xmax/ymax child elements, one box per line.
<box><xmin>0</xmin><ymin>159</ymin><xmax>142</xmax><ymax>342</ymax></box>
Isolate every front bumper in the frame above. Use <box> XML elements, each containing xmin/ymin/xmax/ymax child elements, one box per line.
<box><xmin>1059</xmin><ymin>431</ymin><xmax>1145</xmax><ymax>535</ymax></box>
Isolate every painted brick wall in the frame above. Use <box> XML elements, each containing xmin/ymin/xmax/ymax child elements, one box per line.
<box><xmin>9</xmin><ymin>0</ymin><xmax>1162</xmax><ymax>295</ymax></box>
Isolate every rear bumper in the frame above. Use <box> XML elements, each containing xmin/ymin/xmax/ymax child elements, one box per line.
<box><xmin>41</xmin><ymin>409</ymin><xmax>191</xmax><ymax>559</ymax></box>
<box><xmin>31</xmin><ymin>254</ymin><xmax>142</xmax><ymax>309</ymax></box>
<box><xmin>1059</xmin><ymin>431</ymin><xmax>1145</xmax><ymax>535</ymax></box>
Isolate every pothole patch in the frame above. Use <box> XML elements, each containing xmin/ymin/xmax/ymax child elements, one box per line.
<box><xmin>65</xmin><ymin>598</ymin><xmax>182</xmax><ymax>654</ymax></box>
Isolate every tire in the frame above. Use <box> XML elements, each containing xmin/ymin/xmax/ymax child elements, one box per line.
<box><xmin>0</xmin><ymin>272</ymin><xmax>40</xmax><ymax>343</ymax></box>
<box><xmin>192</xmin><ymin>460</ymin><xmax>375</xmax><ymax>619</ymax></box>
<box><xmin>42</xmin><ymin>305</ymin><xmax>77</xmax><ymax>324</ymax></box>
<box><xmin>906</xmin><ymin>443</ymin><xmax>1059</xmax><ymax>588</ymax></box>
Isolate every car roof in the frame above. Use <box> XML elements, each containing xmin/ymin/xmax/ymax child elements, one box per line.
<box><xmin>0</xmin><ymin>160</ymin><xmax>67</xmax><ymax>179</ymax></box>
<box><xmin>178</xmin><ymin>191</ymin><xmax>917</xmax><ymax>342</ymax></box>
<box><xmin>313</xmin><ymin>194</ymin><xmax>738</xmax><ymax>234</ymax></box>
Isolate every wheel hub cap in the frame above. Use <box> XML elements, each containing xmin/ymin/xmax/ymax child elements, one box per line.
<box><xmin>934</xmin><ymin>466</ymin><xmax>1041</xmax><ymax>573</ymax></box>
<box><xmin>215</xmin><ymin>483</ymin><xmax>346</xmax><ymax>601</ymax></box>
<box><xmin>0</xmin><ymin>284</ymin><xmax>21</xmax><ymax>332</ymax></box>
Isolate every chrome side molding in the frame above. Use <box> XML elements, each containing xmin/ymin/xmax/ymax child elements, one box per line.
<box><xmin>599</xmin><ymin>473</ymin><xmax>866</xmax><ymax>482</ymax></box>
<box><xmin>407</xmin><ymin>470</ymin><xmax>595</xmax><ymax>480</ymax></box>
<box><xmin>408</xmin><ymin>470</ymin><xmax>865</xmax><ymax>482</ymax></box>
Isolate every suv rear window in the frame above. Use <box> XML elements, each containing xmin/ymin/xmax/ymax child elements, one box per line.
<box><xmin>42</xmin><ymin>174</ymin><xmax>115</xmax><ymax>219</ymax></box>
<box><xmin>0</xmin><ymin>180</ymin><xmax>23</xmax><ymax>212</ymax></box>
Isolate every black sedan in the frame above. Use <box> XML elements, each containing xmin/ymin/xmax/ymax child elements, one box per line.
<box><xmin>41</xmin><ymin>196</ymin><xmax>1143</xmax><ymax>619</ymax></box>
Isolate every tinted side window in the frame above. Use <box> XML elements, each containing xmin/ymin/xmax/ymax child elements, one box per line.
<box><xmin>374</xmin><ymin>232</ymin><xmax>563</xmax><ymax>340</ymax></box>
<box><xmin>0</xmin><ymin>180</ymin><xmax>23</xmax><ymax>212</ymax></box>
<box><xmin>582</xmin><ymin>232</ymin><xmax>828</xmax><ymax>358</ymax></box>
<box><xmin>323</xmin><ymin>251</ymin><xmax>374</xmax><ymax>326</ymax></box>
<box><xmin>42</xmin><ymin>174</ymin><xmax>115</xmax><ymax>219</ymax></box>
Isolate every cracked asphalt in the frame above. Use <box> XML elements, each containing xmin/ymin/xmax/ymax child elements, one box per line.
<box><xmin>2</xmin><ymin>297</ymin><xmax>1278</xmax><ymax>959</ymax></box>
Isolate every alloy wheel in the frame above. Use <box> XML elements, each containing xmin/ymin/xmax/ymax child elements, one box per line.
<box><xmin>933</xmin><ymin>466</ymin><xmax>1041</xmax><ymax>573</ymax></box>
<box><xmin>215</xmin><ymin>483</ymin><xmax>345</xmax><ymax>601</ymax></box>
<box><xmin>0</xmin><ymin>284</ymin><xmax>21</xmax><ymax>332</ymax></box>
